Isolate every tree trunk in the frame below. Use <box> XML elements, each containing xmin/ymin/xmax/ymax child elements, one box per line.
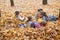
<box><xmin>10</xmin><ymin>0</ymin><xmax>14</xmax><ymax>6</ymax></box>
<box><xmin>43</xmin><ymin>0</ymin><xmax>47</xmax><ymax>5</ymax></box>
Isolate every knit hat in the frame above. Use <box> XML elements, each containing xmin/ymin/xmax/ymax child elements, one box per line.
<box><xmin>38</xmin><ymin>9</ymin><xmax>43</xmax><ymax>12</ymax></box>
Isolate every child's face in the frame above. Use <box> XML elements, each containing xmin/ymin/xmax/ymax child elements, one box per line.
<box><xmin>38</xmin><ymin>13</ymin><xmax>43</xmax><ymax>18</ymax></box>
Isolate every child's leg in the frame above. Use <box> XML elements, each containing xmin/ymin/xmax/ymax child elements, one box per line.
<box><xmin>51</xmin><ymin>16</ymin><xmax>56</xmax><ymax>21</ymax></box>
<box><xmin>31</xmin><ymin>22</ymin><xmax>35</xmax><ymax>28</ymax></box>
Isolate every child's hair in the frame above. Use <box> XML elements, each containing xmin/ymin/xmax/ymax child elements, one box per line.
<box><xmin>27</xmin><ymin>16</ymin><xmax>32</xmax><ymax>22</ymax></box>
<box><xmin>38</xmin><ymin>9</ymin><xmax>43</xmax><ymax>12</ymax></box>
<box><xmin>40</xmin><ymin>11</ymin><xmax>47</xmax><ymax>17</ymax></box>
<box><xmin>28</xmin><ymin>16</ymin><xmax>32</xmax><ymax>20</ymax></box>
<box><xmin>40</xmin><ymin>22</ymin><xmax>47</xmax><ymax>26</ymax></box>
<box><xmin>15</xmin><ymin>11</ymin><xmax>19</xmax><ymax>16</ymax></box>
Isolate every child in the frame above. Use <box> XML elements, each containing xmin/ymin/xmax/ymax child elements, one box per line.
<box><xmin>26</xmin><ymin>16</ymin><xmax>40</xmax><ymax>28</ymax></box>
<box><xmin>15</xmin><ymin>11</ymin><xmax>25</xmax><ymax>21</ymax></box>
<box><xmin>26</xmin><ymin>16</ymin><xmax>33</xmax><ymax>27</ymax></box>
<box><xmin>41</xmin><ymin>11</ymin><xmax>48</xmax><ymax>21</ymax></box>
<box><xmin>15</xmin><ymin>11</ymin><xmax>25</xmax><ymax>28</ymax></box>
<box><xmin>35</xmin><ymin>9</ymin><xmax>43</xmax><ymax>19</ymax></box>
<box><xmin>47</xmin><ymin>14</ymin><xmax>56</xmax><ymax>21</ymax></box>
<box><xmin>36</xmin><ymin>11</ymin><xmax>47</xmax><ymax>26</ymax></box>
<box><xmin>37</xmin><ymin>11</ymin><xmax>47</xmax><ymax>22</ymax></box>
